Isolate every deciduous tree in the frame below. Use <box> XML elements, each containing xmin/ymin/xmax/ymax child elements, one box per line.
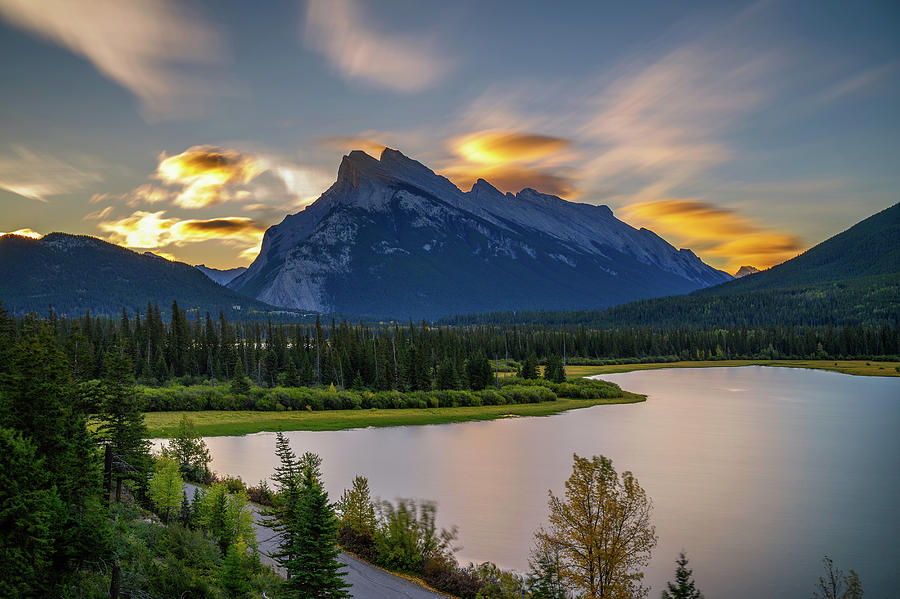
<box><xmin>534</xmin><ymin>454</ymin><xmax>657</xmax><ymax>599</ymax></box>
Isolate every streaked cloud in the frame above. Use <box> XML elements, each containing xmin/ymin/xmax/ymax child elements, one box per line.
<box><xmin>443</xmin><ymin>129</ymin><xmax>576</xmax><ymax>196</ymax></box>
<box><xmin>621</xmin><ymin>199</ymin><xmax>803</xmax><ymax>270</ymax></box>
<box><xmin>98</xmin><ymin>210</ymin><xmax>266</xmax><ymax>264</ymax></box>
<box><xmin>0</xmin><ymin>146</ymin><xmax>102</xmax><ymax>202</ymax></box>
<box><xmin>304</xmin><ymin>0</ymin><xmax>453</xmax><ymax>93</ymax></box>
<box><xmin>0</xmin><ymin>228</ymin><xmax>42</xmax><ymax>239</ymax></box>
<box><xmin>83</xmin><ymin>206</ymin><xmax>114</xmax><ymax>221</ymax></box>
<box><xmin>0</xmin><ymin>0</ymin><xmax>225</xmax><ymax>120</ymax></box>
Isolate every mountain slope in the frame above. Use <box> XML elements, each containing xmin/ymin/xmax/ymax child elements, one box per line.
<box><xmin>0</xmin><ymin>233</ymin><xmax>274</xmax><ymax>316</ymax></box>
<box><xmin>230</xmin><ymin>148</ymin><xmax>730</xmax><ymax>319</ymax></box>
<box><xmin>196</xmin><ymin>264</ymin><xmax>247</xmax><ymax>285</ymax></box>
<box><xmin>441</xmin><ymin>202</ymin><xmax>900</xmax><ymax>328</ymax></box>
<box><xmin>697</xmin><ymin>202</ymin><xmax>900</xmax><ymax>296</ymax></box>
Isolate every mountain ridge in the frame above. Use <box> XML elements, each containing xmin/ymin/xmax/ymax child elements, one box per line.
<box><xmin>229</xmin><ymin>148</ymin><xmax>731</xmax><ymax>318</ymax></box>
<box><xmin>0</xmin><ymin>232</ymin><xmax>274</xmax><ymax>317</ymax></box>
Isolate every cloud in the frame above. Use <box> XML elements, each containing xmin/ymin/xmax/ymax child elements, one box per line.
<box><xmin>318</xmin><ymin>135</ymin><xmax>388</xmax><ymax>157</ymax></box>
<box><xmin>304</xmin><ymin>0</ymin><xmax>453</xmax><ymax>93</ymax></box>
<box><xmin>83</xmin><ymin>206</ymin><xmax>114</xmax><ymax>220</ymax></box>
<box><xmin>0</xmin><ymin>0</ymin><xmax>225</xmax><ymax>120</ymax></box>
<box><xmin>452</xmin><ymin>131</ymin><xmax>571</xmax><ymax>166</ymax></box>
<box><xmin>443</xmin><ymin>163</ymin><xmax>574</xmax><ymax>198</ymax></box>
<box><xmin>620</xmin><ymin>199</ymin><xmax>804</xmax><ymax>270</ymax></box>
<box><xmin>0</xmin><ymin>145</ymin><xmax>102</xmax><ymax>201</ymax></box>
<box><xmin>97</xmin><ymin>210</ymin><xmax>266</xmax><ymax>265</ymax></box>
<box><xmin>98</xmin><ymin>210</ymin><xmax>265</xmax><ymax>248</ymax></box>
<box><xmin>442</xmin><ymin>129</ymin><xmax>576</xmax><ymax>196</ymax></box>
<box><xmin>818</xmin><ymin>62</ymin><xmax>898</xmax><ymax>104</ymax></box>
<box><xmin>155</xmin><ymin>146</ymin><xmax>265</xmax><ymax>209</ymax></box>
<box><xmin>0</xmin><ymin>228</ymin><xmax>42</xmax><ymax>239</ymax></box>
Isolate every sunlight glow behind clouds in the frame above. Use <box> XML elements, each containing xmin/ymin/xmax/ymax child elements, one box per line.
<box><xmin>621</xmin><ymin>199</ymin><xmax>804</xmax><ymax>271</ymax></box>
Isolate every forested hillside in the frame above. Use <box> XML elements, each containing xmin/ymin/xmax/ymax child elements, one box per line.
<box><xmin>0</xmin><ymin>233</ymin><xmax>277</xmax><ymax>317</ymax></box>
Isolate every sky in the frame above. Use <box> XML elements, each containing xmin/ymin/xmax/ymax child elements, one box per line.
<box><xmin>0</xmin><ymin>0</ymin><xmax>898</xmax><ymax>271</ymax></box>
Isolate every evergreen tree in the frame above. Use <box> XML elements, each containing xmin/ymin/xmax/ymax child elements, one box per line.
<box><xmin>231</xmin><ymin>355</ymin><xmax>251</xmax><ymax>396</ymax></box>
<box><xmin>543</xmin><ymin>354</ymin><xmax>566</xmax><ymax>383</ymax></box>
<box><xmin>220</xmin><ymin>539</ymin><xmax>253</xmax><ymax>598</ymax></box>
<box><xmin>338</xmin><ymin>475</ymin><xmax>376</xmax><ymax>535</ymax></box>
<box><xmin>662</xmin><ymin>552</ymin><xmax>704</xmax><ymax>599</ymax></box>
<box><xmin>0</xmin><ymin>426</ymin><xmax>61</xmax><ymax>598</ymax></box>
<box><xmin>436</xmin><ymin>358</ymin><xmax>459</xmax><ymax>390</ymax></box>
<box><xmin>282</xmin><ymin>452</ymin><xmax>350</xmax><ymax>598</ymax></box>
<box><xmin>520</xmin><ymin>353</ymin><xmax>539</xmax><ymax>379</ymax></box>
<box><xmin>96</xmin><ymin>347</ymin><xmax>151</xmax><ymax>499</ymax></box>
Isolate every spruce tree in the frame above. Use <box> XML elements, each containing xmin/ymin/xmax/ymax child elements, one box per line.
<box><xmin>96</xmin><ymin>347</ymin><xmax>151</xmax><ymax>499</ymax></box>
<box><xmin>283</xmin><ymin>452</ymin><xmax>350</xmax><ymax>598</ymax></box>
<box><xmin>520</xmin><ymin>353</ymin><xmax>539</xmax><ymax>379</ymax></box>
<box><xmin>662</xmin><ymin>552</ymin><xmax>704</xmax><ymax>599</ymax></box>
<box><xmin>231</xmin><ymin>355</ymin><xmax>251</xmax><ymax>396</ymax></box>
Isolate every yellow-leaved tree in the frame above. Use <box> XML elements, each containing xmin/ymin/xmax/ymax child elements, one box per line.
<box><xmin>534</xmin><ymin>454</ymin><xmax>657</xmax><ymax>599</ymax></box>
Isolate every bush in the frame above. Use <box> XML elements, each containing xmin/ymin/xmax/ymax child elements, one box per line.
<box><xmin>423</xmin><ymin>558</ymin><xmax>483</xmax><ymax>599</ymax></box>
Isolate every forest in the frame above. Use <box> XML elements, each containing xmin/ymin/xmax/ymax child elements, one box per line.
<box><xmin>4</xmin><ymin>300</ymin><xmax>896</xmax><ymax>394</ymax></box>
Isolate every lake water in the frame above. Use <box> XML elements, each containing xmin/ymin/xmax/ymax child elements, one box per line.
<box><xmin>188</xmin><ymin>367</ymin><xmax>899</xmax><ymax>598</ymax></box>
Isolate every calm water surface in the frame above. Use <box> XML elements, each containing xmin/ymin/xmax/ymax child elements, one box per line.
<box><xmin>189</xmin><ymin>367</ymin><xmax>899</xmax><ymax>598</ymax></box>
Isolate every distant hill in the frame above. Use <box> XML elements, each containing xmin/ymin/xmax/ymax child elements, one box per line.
<box><xmin>195</xmin><ymin>264</ymin><xmax>247</xmax><ymax>286</ymax></box>
<box><xmin>441</xmin><ymin>203</ymin><xmax>900</xmax><ymax>328</ymax></box>
<box><xmin>0</xmin><ymin>233</ymin><xmax>277</xmax><ymax>317</ymax></box>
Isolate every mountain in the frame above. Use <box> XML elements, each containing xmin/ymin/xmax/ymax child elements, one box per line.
<box><xmin>229</xmin><ymin>148</ymin><xmax>730</xmax><ymax>319</ymax></box>
<box><xmin>196</xmin><ymin>264</ymin><xmax>247</xmax><ymax>285</ymax></box>
<box><xmin>0</xmin><ymin>233</ymin><xmax>275</xmax><ymax>317</ymax></box>
<box><xmin>441</xmin><ymin>202</ymin><xmax>900</xmax><ymax>328</ymax></box>
<box><xmin>696</xmin><ymin>202</ymin><xmax>900</xmax><ymax>296</ymax></box>
<box><xmin>734</xmin><ymin>265</ymin><xmax>760</xmax><ymax>278</ymax></box>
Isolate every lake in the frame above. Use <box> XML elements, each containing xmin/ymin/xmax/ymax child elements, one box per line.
<box><xmin>186</xmin><ymin>367</ymin><xmax>899</xmax><ymax>598</ymax></box>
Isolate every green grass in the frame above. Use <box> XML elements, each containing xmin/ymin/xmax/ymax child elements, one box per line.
<box><xmin>144</xmin><ymin>394</ymin><xmax>644</xmax><ymax>438</ymax></box>
<box><xmin>563</xmin><ymin>359</ymin><xmax>900</xmax><ymax>378</ymax></box>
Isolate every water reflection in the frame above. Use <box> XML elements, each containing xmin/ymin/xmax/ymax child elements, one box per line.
<box><xmin>183</xmin><ymin>367</ymin><xmax>899</xmax><ymax>598</ymax></box>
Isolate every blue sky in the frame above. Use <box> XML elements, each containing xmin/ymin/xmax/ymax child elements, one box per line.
<box><xmin>1</xmin><ymin>0</ymin><xmax>897</xmax><ymax>270</ymax></box>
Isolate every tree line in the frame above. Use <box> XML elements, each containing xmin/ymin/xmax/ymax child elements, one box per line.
<box><xmin>2</xmin><ymin>301</ymin><xmax>896</xmax><ymax>395</ymax></box>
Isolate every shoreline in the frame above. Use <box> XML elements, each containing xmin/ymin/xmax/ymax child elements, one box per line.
<box><xmin>142</xmin><ymin>360</ymin><xmax>897</xmax><ymax>439</ymax></box>
<box><xmin>565</xmin><ymin>359</ymin><xmax>900</xmax><ymax>379</ymax></box>
<box><xmin>144</xmin><ymin>394</ymin><xmax>645</xmax><ymax>438</ymax></box>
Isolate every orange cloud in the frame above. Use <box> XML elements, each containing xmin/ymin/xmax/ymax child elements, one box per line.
<box><xmin>444</xmin><ymin>130</ymin><xmax>575</xmax><ymax>197</ymax></box>
<box><xmin>155</xmin><ymin>146</ymin><xmax>264</xmax><ymax>208</ymax></box>
<box><xmin>0</xmin><ymin>228</ymin><xmax>42</xmax><ymax>239</ymax></box>
<box><xmin>443</xmin><ymin>164</ymin><xmax>574</xmax><ymax>198</ymax></box>
<box><xmin>453</xmin><ymin>131</ymin><xmax>571</xmax><ymax>166</ymax></box>
<box><xmin>621</xmin><ymin>199</ymin><xmax>804</xmax><ymax>270</ymax></box>
<box><xmin>98</xmin><ymin>211</ymin><xmax>265</xmax><ymax>262</ymax></box>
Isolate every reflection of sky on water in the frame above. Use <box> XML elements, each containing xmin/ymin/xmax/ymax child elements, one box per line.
<box><xmin>178</xmin><ymin>367</ymin><xmax>899</xmax><ymax>598</ymax></box>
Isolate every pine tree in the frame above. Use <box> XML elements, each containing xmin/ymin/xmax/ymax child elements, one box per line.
<box><xmin>220</xmin><ymin>539</ymin><xmax>252</xmax><ymax>598</ymax></box>
<box><xmin>282</xmin><ymin>452</ymin><xmax>350</xmax><ymax>598</ymax></box>
<box><xmin>520</xmin><ymin>353</ymin><xmax>539</xmax><ymax>379</ymax></box>
<box><xmin>662</xmin><ymin>552</ymin><xmax>704</xmax><ymax>599</ymax></box>
<box><xmin>231</xmin><ymin>355</ymin><xmax>251</xmax><ymax>396</ymax></box>
<box><xmin>96</xmin><ymin>347</ymin><xmax>151</xmax><ymax>499</ymax></box>
<box><xmin>436</xmin><ymin>358</ymin><xmax>458</xmax><ymax>390</ymax></box>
